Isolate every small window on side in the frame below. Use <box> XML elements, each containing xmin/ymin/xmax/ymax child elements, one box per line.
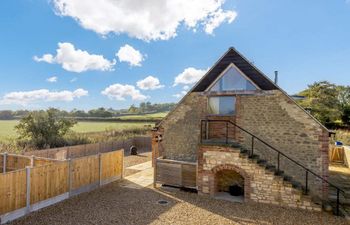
<box><xmin>208</xmin><ymin>96</ymin><xmax>236</xmax><ymax>115</ymax></box>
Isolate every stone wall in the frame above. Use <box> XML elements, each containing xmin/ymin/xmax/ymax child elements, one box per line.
<box><xmin>154</xmin><ymin>89</ymin><xmax>329</xmax><ymax>197</ymax></box>
<box><xmin>197</xmin><ymin>145</ymin><xmax>322</xmax><ymax>211</ymax></box>
<box><xmin>236</xmin><ymin>90</ymin><xmax>329</xmax><ymax>197</ymax></box>
<box><xmin>156</xmin><ymin>93</ymin><xmax>207</xmax><ymax>162</ymax></box>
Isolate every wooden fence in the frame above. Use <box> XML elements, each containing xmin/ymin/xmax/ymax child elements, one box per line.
<box><xmin>24</xmin><ymin>136</ymin><xmax>150</xmax><ymax>160</ymax></box>
<box><xmin>0</xmin><ymin>154</ymin><xmax>61</xmax><ymax>173</ymax></box>
<box><xmin>0</xmin><ymin>149</ymin><xmax>124</xmax><ymax>224</ymax></box>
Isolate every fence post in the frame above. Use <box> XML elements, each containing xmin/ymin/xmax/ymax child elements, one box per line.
<box><xmin>68</xmin><ymin>158</ymin><xmax>72</xmax><ymax>196</ymax></box>
<box><xmin>122</xmin><ymin>149</ymin><xmax>124</xmax><ymax>179</ymax></box>
<box><xmin>67</xmin><ymin>147</ymin><xmax>70</xmax><ymax>159</ymax></box>
<box><xmin>30</xmin><ymin>155</ymin><xmax>35</xmax><ymax>167</ymax></box>
<box><xmin>26</xmin><ymin>166</ymin><xmax>31</xmax><ymax>213</ymax></box>
<box><xmin>99</xmin><ymin>153</ymin><xmax>102</xmax><ymax>186</ymax></box>
<box><xmin>3</xmin><ymin>152</ymin><xmax>7</xmax><ymax>173</ymax></box>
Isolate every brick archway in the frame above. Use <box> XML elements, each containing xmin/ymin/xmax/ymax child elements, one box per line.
<box><xmin>210</xmin><ymin>164</ymin><xmax>251</xmax><ymax>200</ymax></box>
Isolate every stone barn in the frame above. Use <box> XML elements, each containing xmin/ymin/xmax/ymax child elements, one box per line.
<box><xmin>152</xmin><ymin>47</ymin><xmax>330</xmax><ymax>211</ymax></box>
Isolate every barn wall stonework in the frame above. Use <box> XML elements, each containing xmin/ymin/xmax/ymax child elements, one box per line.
<box><xmin>236</xmin><ymin>90</ymin><xmax>329</xmax><ymax>196</ymax></box>
<box><xmin>197</xmin><ymin>145</ymin><xmax>322</xmax><ymax>211</ymax></box>
<box><xmin>157</xmin><ymin>93</ymin><xmax>207</xmax><ymax>162</ymax></box>
<box><xmin>154</xmin><ymin>90</ymin><xmax>329</xmax><ymax>197</ymax></box>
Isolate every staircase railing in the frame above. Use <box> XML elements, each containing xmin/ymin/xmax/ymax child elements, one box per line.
<box><xmin>200</xmin><ymin>119</ymin><xmax>345</xmax><ymax>216</ymax></box>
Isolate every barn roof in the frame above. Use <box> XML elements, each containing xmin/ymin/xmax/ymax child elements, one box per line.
<box><xmin>192</xmin><ymin>47</ymin><xmax>278</xmax><ymax>92</ymax></box>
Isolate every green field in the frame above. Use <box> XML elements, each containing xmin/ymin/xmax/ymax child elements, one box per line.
<box><xmin>117</xmin><ymin>112</ymin><xmax>168</xmax><ymax>120</ymax></box>
<box><xmin>0</xmin><ymin>112</ymin><xmax>168</xmax><ymax>141</ymax></box>
<box><xmin>0</xmin><ymin>120</ymin><xmax>154</xmax><ymax>141</ymax></box>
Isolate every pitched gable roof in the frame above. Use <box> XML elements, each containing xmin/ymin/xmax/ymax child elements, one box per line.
<box><xmin>156</xmin><ymin>47</ymin><xmax>329</xmax><ymax>133</ymax></box>
<box><xmin>192</xmin><ymin>47</ymin><xmax>278</xmax><ymax>92</ymax></box>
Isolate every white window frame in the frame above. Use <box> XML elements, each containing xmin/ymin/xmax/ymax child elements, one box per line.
<box><xmin>205</xmin><ymin>63</ymin><xmax>260</xmax><ymax>92</ymax></box>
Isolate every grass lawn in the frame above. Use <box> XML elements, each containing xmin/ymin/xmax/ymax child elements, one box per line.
<box><xmin>0</xmin><ymin>120</ymin><xmax>154</xmax><ymax>141</ymax></box>
<box><xmin>0</xmin><ymin>120</ymin><xmax>18</xmax><ymax>140</ymax></box>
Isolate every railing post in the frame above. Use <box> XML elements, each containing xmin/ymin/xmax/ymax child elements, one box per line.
<box><xmin>336</xmin><ymin>189</ymin><xmax>340</xmax><ymax>216</ymax></box>
<box><xmin>277</xmin><ymin>152</ymin><xmax>280</xmax><ymax>173</ymax></box>
<box><xmin>205</xmin><ymin>120</ymin><xmax>209</xmax><ymax>140</ymax></box>
<box><xmin>305</xmin><ymin>171</ymin><xmax>308</xmax><ymax>194</ymax></box>
<box><xmin>3</xmin><ymin>152</ymin><xmax>7</xmax><ymax>173</ymax></box>
<box><xmin>225</xmin><ymin>122</ymin><xmax>228</xmax><ymax>144</ymax></box>
<box><xmin>251</xmin><ymin>136</ymin><xmax>254</xmax><ymax>157</ymax></box>
<box><xmin>200</xmin><ymin>120</ymin><xmax>203</xmax><ymax>143</ymax></box>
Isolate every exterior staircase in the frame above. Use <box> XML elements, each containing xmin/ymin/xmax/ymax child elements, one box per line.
<box><xmin>200</xmin><ymin>119</ymin><xmax>346</xmax><ymax>216</ymax></box>
<box><xmin>200</xmin><ymin>141</ymin><xmax>323</xmax><ymax>211</ymax></box>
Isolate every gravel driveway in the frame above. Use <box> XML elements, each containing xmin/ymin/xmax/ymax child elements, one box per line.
<box><xmin>6</xmin><ymin>152</ymin><xmax>348</xmax><ymax>225</ymax></box>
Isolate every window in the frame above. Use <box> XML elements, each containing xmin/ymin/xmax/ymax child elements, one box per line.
<box><xmin>210</xmin><ymin>65</ymin><xmax>256</xmax><ymax>92</ymax></box>
<box><xmin>208</xmin><ymin>96</ymin><xmax>236</xmax><ymax>115</ymax></box>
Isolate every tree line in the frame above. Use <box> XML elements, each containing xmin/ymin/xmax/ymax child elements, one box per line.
<box><xmin>0</xmin><ymin>102</ymin><xmax>176</xmax><ymax>120</ymax></box>
<box><xmin>297</xmin><ymin>81</ymin><xmax>350</xmax><ymax>128</ymax></box>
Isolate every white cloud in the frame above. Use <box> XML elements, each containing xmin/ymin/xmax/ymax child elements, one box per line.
<box><xmin>173</xmin><ymin>67</ymin><xmax>208</xmax><ymax>86</ymax></box>
<box><xmin>183</xmin><ymin>85</ymin><xmax>190</xmax><ymax>90</ymax></box>
<box><xmin>46</xmin><ymin>76</ymin><xmax>58</xmax><ymax>83</ymax></box>
<box><xmin>116</xmin><ymin>45</ymin><xmax>144</xmax><ymax>66</ymax></box>
<box><xmin>70</xmin><ymin>77</ymin><xmax>77</xmax><ymax>83</ymax></box>
<box><xmin>136</xmin><ymin>76</ymin><xmax>164</xmax><ymax>90</ymax></box>
<box><xmin>34</xmin><ymin>54</ymin><xmax>54</xmax><ymax>63</ymax></box>
<box><xmin>101</xmin><ymin>84</ymin><xmax>148</xmax><ymax>101</ymax></box>
<box><xmin>173</xmin><ymin>90</ymin><xmax>187</xmax><ymax>98</ymax></box>
<box><xmin>52</xmin><ymin>0</ymin><xmax>237</xmax><ymax>41</ymax></box>
<box><xmin>34</xmin><ymin>42</ymin><xmax>116</xmax><ymax>73</ymax></box>
<box><xmin>1</xmin><ymin>88</ymin><xmax>88</xmax><ymax>105</ymax></box>
<box><xmin>204</xmin><ymin>9</ymin><xmax>237</xmax><ymax>34</ymax></box>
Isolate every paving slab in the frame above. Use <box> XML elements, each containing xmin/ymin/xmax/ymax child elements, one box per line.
<box><xmin>126</xmin><ymin>160</ymin><xmax>152</xmax><ymax>171</ymax></box>
<box><xmin>120</xmin><ymin>161</ymin><xmax>154</xmax><ymax>189</ymax></box>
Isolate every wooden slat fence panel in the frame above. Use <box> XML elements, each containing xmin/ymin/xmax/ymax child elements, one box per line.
<box><xmin>156</xmin><ymin>158</ymin><xmax>197</xmax><ymax>188</ymax></box>
<box><xmin>101</xmin><ymin>150</ymin><xmax>123</xmax><ymax>180</ymax></box>
<box><xmin>71</xmin><ymin>155</ymin><xmax>99</xmax><ymax>190</ymax></box>
<box><xmin>24</xmin><ymin>136</ymin><xmax>151</xmax><ymax>160</ymax></box>
<box><xmin>33</xmin><ymin>157</ymin><xmax>61</xmax><ymax>167</ymax></box>
<box><xmin>30</xmin><ymin>162</ymin><xmax>69</xmax><ymax>204</ymax></box>
<box><xmin>6</xmin><ymin>155</ymin><xmax>31</xmax><ymax>171</ymax></box>
<box><xmin>0</xmin><ymin>169</ymin><xmax>27</xmax><ymax>214</ymax></box>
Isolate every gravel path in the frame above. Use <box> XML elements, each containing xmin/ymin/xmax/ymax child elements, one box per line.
<box><xmin>8</xmin><ymin>180</ymin><xmax>348</xmax><ymax>225</ymax></box>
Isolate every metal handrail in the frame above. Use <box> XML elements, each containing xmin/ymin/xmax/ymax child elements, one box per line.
<box><xmin>200</xmin><ymin>119</ymin><xmax>345</xmax><ymax>215</ymax></box>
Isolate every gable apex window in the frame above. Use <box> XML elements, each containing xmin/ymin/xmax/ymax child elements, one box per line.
<box><xmin>208</xmin><ymin>63</ymin><xmax>258</xmax><ymax>92</ymax></box>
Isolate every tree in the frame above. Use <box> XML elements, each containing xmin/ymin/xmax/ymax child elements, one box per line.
<box><xmin>0</xmin><ymin>110</ymin><xmax>14</xmax><ymax>120</ymax></box>
<box><xmin>298</xmin><ymin>81</ymin><xmax>341</xmax><ymax>124</ymax></box>
<box><xmin>15</xmin><ymin>108</ymin><xmax>76</xmax><ymax>149</ymax></box>
<box><xmin>128</xmin><ymin>104</ymin><xmax>138</xmax><ymax>113</ymax></box>
<box><xmin>88</xmin><ymin>107</ymin><xmax>113</xmax><ymax>117</ymax></box>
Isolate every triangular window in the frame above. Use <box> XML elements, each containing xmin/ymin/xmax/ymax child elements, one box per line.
<box><xmin>209</xmin><ymin>65</ymin><xmax>257</xmax><ymax>92</ymax></box>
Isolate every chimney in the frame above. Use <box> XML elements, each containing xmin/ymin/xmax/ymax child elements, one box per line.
<box><xmin>274</xmin><ymin>71</ymin><xmax>278</xmax><ymax>85</ymax></box>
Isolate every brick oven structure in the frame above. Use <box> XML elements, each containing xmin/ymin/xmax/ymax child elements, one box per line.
<box><xmin>152</xmin><ymin>47</ymin><xmax>330</xmax><ymax>211</ymax></box>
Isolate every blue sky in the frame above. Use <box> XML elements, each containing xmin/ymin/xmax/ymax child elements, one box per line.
<box><xmin>0</xmin><ymin>0</ymin><xmax>349</xmax><ymax>110</ymax></box>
